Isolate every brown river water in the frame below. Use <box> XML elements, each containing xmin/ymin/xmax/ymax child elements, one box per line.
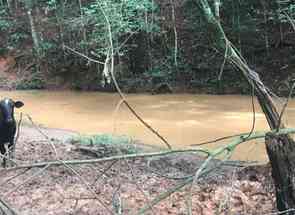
<box><xmin>2</xmin><ymin>90</ymin><xmax>295</xmax><ymax>162</ymax></box>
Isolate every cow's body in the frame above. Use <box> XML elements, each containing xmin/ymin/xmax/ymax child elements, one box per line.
<box><xmin>0</xmin><ymin>98</ymin><xmax>24</xmax><ymax>167</ymax></box>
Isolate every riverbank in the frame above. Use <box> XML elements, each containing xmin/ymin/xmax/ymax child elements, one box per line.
<box><xmin>0</xmin><ymin>125</ymin><xmax>276</xmax><ymax>214</ymax></box>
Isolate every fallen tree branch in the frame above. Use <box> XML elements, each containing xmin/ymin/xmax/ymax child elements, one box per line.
<box><xmin>5</xmin><ymin>128</ymin><xmax>295</xmax><ymax>172</ymax></box>
<box><xmin>5</xmin><ymin>149</ymin><xmax>210</xmax><ymax>171</ymax></box>
<box><xmin>136</xmin><ymin>127</ymin><xmax>295</xmax><ymax>214</ymax></box>
<box><xmin>136</xmin><ymin>148</ymin><xmax>232</xmax><ymax>214</ymax></box>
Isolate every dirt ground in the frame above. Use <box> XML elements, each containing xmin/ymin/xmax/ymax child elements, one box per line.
<box><xmin>0</xmin><ymin>125</ymin><xmax>277</xmax><ymax>215</ymax></box>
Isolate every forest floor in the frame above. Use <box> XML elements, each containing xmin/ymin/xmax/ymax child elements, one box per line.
<box><xmin>0</xmin><ymin>125</ymin><xmax>277</xmax><ymax>215</ymax></box>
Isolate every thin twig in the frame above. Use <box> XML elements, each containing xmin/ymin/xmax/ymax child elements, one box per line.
<box><xmin>92</xmin><ymin>160</ymin><xmax>118</xmax><ymax>185</ymax></box>
<box><xmin>136</xmin><ymin>177</ymin><xmax>193</xmax><ymax>214</ymax></box>
<box><xmin>0</xmin><ymin>197</ymin><xmax>19</xmax><ymax>215</ymax></box>
<box><xmin>147</xmin><ymin>167</ymin><xmax>193</xmax><ymax>180</ymax></box>
<box><xmin>191</xmin><ymin>132</ymin><xmax>249</xmax><ymax>146</ymax></box>
<box><xmin>264</xmin><ymin>208</ymin><xmax>295</xmax><ymax>215</ymax></box>
<box><xmin>124</xmin><ymin>159</ymin><xmax>156</xmax><ymax>215</ymax></box>
<box><xmin>14</xmin><ymin>112</ymin><xmax>23</xmax><ymax>147</ymax></box>
<box><xmin>218</xmin><ymin>36</ymin><xmax>230</xmax><ymax>80</ymax></box>
<box><xmin>25</xmin><ymin>114</ymin><xmax>114</xmax><ymax>214</ymax></box>
<box><xmin>0</xmin><ymin>153</ymin><xmax>19</xmax><ymax>165</ymax></box>
<box><xmin>112</xmin><ymin>99</ymin><xmax>125</xmax><ymax>135</ymax></box>
<box><xmin>5</xmin><ymin>164</ymin><xmax>50</xmax><ymax>197</ymax></box>
<box><xmin>277</xmin><ymin>83</ymin><xmax>295</xmax><ymax>131</ymax></box>
<box><xmin>284</xmin><ymin>12</ymin><xmax>295</xmax><ymax>31</ymax></box>
<box><xmin>192</xmin><ymin>87</ymin><xmax>257</xmax><ymax>146</ymax></box>
<box><xmin>25</xmin><ymin>114</ymin><xmax>59</xmax><ymax>156</ymax></box>
<box><xmin>25</xmin><ymin>114</ymin><xmax>50</xmax><ymax>139</ymax></box>
<box><xmin>61</xmin><ymin>163</ymin><xmax>114</xmax><ymax>215</ymax></box>
<box><xmin>63</xmin><ymin>45</ymin><xmax>105</xmax><ymax>65</ymax></box>
<box><xmin>243</xmin><ymin>83</ymin><xmax>256</xmax><ymax>140</ymax></box>
<box><xmin>30</xmin><ymin>113</ymin><xmax>113</xmax><ymax>214</ymax></box>
<box><xmin>111</xmin><ymin>184</ymin><xmax>122</xmax><ymax>215</ymax></box>
<box><xmin>0</xmin><ymin>168</ymin><xmax>31</xmax><ymax>186</ymax></box>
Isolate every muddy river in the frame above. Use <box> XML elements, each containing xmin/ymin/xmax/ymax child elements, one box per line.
<box><xmin>2</xmin><ymin>90</ymin><xmax>294</xmax><ymax>162</ymax></box>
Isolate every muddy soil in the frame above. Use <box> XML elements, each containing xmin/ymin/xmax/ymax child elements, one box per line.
<box><xmin>0</xmin><ymin>125</ymin><xmax>276</xmax><ymax>215</ymax></box>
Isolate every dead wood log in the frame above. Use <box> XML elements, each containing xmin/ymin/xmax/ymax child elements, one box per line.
<box><xmin>75</xmin><ymin>145</ymin><xmax>114</xmax><ymax>158</ymax></box>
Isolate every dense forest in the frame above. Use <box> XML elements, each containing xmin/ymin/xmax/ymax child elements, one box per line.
<box><xmin>0</xmin><ymin>0</ymin><xmax>294</xmax><ymax>94</ymax></box>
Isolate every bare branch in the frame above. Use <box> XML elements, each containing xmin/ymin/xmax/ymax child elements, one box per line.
<box><xmin>63</xmin><ymin>45</ymin><xmax>105</xmax><ymax>65</ymax></box>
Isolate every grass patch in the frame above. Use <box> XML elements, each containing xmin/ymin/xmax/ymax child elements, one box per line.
<box><xmin>70</xmin><ymin>134</ymin><xmax>141</xmax><ymax>156</ymax></box>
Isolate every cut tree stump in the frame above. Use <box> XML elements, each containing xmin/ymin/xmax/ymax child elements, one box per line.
<box><xmin>265</xmin><ymin>132</ymin><xmax>295</xmax><ymax>213</ymax></box>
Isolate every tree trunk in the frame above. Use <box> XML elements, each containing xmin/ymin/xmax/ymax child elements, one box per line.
<box><xmin>213</xmin><ymin>0</ymin><xmax>220</xmax><ymax>20</ymax></box>
<box><xmin>196</xmin><ymin>0</ymin><xmax>280</xmax><ymax>129</ymax></box>
<box><xmin>27</xmin><ymin>9</ymin><xmax>40</xmax><ymax>55</ymax></box>
<box><xmin>196</xmin><ymin>0</ymin><xmax>295</xmax><ymax>212</ymax></box>
<box><xmin>6</xmin><ymin>0</ymin><xmax>13</xmax><ymax>13</ymax></box>
<box><xmin>170</xmin><ymin>0</ymin><xmax>178</xmax><ymax>67</ymax></box>
<box><xmin>265</xmin><ymin>132</ymin><xmax>295</xmax><ymax>213</ymax></box>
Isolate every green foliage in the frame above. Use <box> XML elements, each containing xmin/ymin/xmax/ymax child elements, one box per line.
<box><xmin>276</xmin><ymin>1</ymin><xmax>295</xmax><ymax>22</ymax></box>
<box><xmin>0</xmin><ymin>7</ymin><xmax>13</xmax><ymax>31</ymax></box>
<box><xmin>9</xmin><ymin>32</ymin><xmax>29</xmax><ymax>45</ymax></box>
<box><xmin>71</xmin><ymin>134</ymin><xmax>140</xmax><ymax>155</ymax></box>
<box><xmin>22</xmin><ymin>0</ymin><xmax>34</xmax><ymax>9</ymax></box>
<box><xmin>37</xmin><ymin>40</ymin><xmax>57</xmax><ymax>58</ymax></box>
<box><xmin>40</xmin><ymin>41</ymin><xmax>55</xmax><ymax>51</ymax></box>
<box><xmin>0</xmin><ymin>48</ymin><xmax>7</xmax><ymax>55</ymax></box>
<box><xmin>0</xmin><ymin>19</ymin><xmax>11</xmax><ymax>31</ymax></box>
<box><xmin>34</xmin><ymin>0</ymin><xmax>159</xmax><ymax>88</ymax></box>
<box><xmin>1</xmin><ymin>0</ymin><xmax>295</xmax><ymax>93</ymax></box>
<box><xmin>46</xmin><ymin>0</ymin><xmax>57</xmax><ymax>10</ymax></box>
<box><xmin>16</xmin><ymin>72</ymin><xmax>45</xmax><ymax>90</ymax></box>
<box><xmin>146</xmin><ymin>48</ymin><xmax>191</xmax><ymax>84</ymax></box>
<box><xmin>147</xmin><ymin>68</ymin><xmax>166</xmax><ymax>79</ymax></box>
<box><xmin>79</xmin><ymin>0</ymin><xmax>157</xmax><ymax>55</ymax></box>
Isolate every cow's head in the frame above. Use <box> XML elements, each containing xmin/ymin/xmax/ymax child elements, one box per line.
<box><xmin>0</xmin><ymin>98</ymin><xmax>24</xmax><ymax>124</ymax></box>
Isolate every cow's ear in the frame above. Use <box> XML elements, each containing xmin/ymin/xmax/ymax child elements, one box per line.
<box><xmin>14</xmin><ymin>101</ymin><xmax>24</xmax><ymax>108</ymax></box>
